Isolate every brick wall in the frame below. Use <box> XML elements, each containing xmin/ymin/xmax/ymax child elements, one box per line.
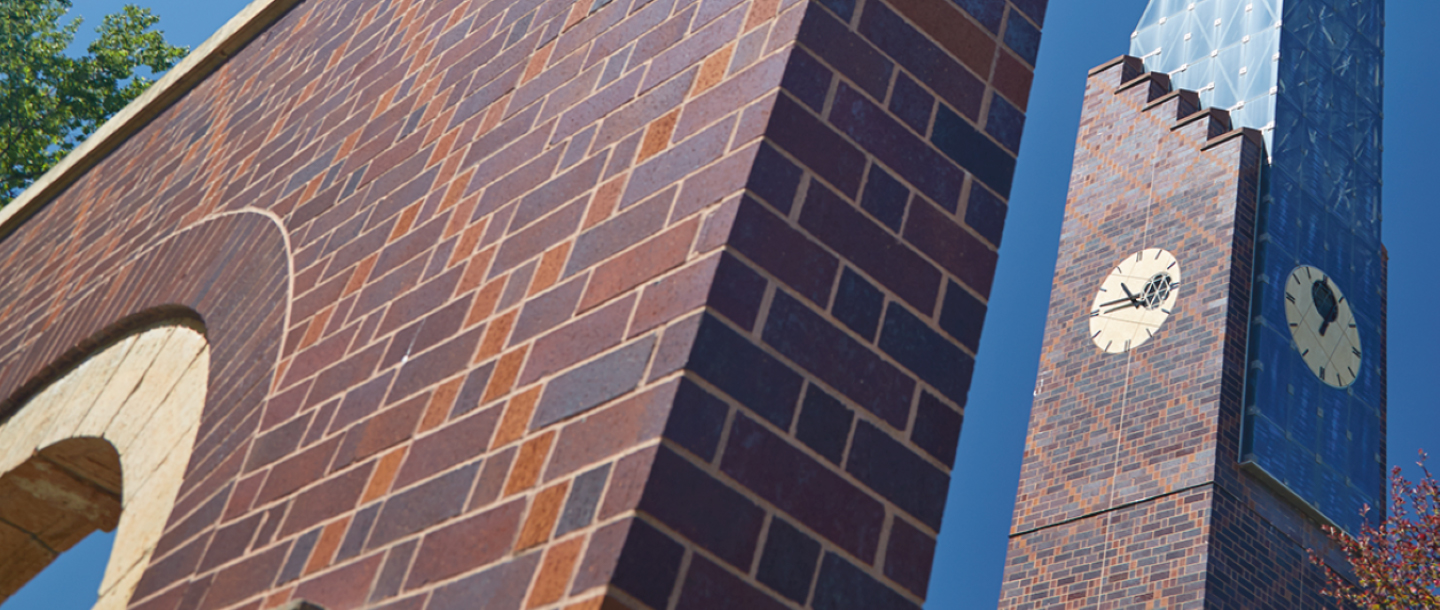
<box><xmin>648</xmin><ymin>0</ymin><xmax>1046</xmax><ymax>607</ymax></box>
<box><xmin>1000</xmin><ymin>57</ymin><xmax>1347</xmax><ymax>609</ymax></box>
<box><xmin>0</xmin><ymin>0</ymin><xmax>1045</xmax><ymax>608</ymax></box>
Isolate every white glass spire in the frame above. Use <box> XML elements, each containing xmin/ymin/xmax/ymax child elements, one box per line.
<box><xmin>1131</xmin><ymin>0</ymin><xmax>1284</xmax><ymax>143</ymax></box>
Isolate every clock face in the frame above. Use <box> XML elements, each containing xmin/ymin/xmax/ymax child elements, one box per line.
<box><xmin>1088</xmin><ymin>249</ymin><xmax>1181</xmax><ymax>354</ymax></box>
<box><xmin>1283</xmin><ymin>265</ymin><xmax>1362</xmax><ymax>388</ymax></box>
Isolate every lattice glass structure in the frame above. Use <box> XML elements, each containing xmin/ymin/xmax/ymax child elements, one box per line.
<box><xmin>1132</xmin><ymin>0</ymin><xmax>1385</xmax><ymax>535</ymax></box>
<box><xmin>1132</xmin><ymin>0</ymin><xmax>1283</xmax><ymax>140</ymax></box>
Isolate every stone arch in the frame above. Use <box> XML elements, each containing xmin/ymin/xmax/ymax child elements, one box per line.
<box><xmin>0</xmin><ymin>438</ymin><xmax>121</xmax><ymax>600</ymax></box>
<box><xmin>0</xmin><ymin>209</ymin><xmax>292</xmax><ymax>604</ymax></box>
<box><xmin>0</xmin><ymin>320</ymin><xmax>209</xmax><ymax>609</ymax></box>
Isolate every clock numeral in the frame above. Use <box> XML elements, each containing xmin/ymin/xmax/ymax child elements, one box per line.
<box><xmin>1338</xmin><ymin>295</ymin><xmax>1346</xmax><ymax>304</ymax></box>
<box><xmin>1352</xmin><ymin>347</ymin><xmax>1361</xmax><ymax>357</ymax></box>
<box><xmin>1091</xmin><ymin>310</ymin><xmax>1100</xmax><ymax>317</ymax></box>
<box><xmin>1293</xmin><ymin>274</ymin><xmax>1301</xmax><ymax>285</ymax></box>
<box><xmin>1319</xmin><ymin>366</ymin><xmax>1326</xmax><ymax>379</ymax></box>
<box><xmin>1161</xmin><ymin>308</ymin><xmax>1172</xmax><ymax>314</ymax></box>
<box><xmin>1136</xmin><ymin>253</ymin><xmax>1142</xmax><ymax>262</ymax></box>
<box><xmin>1301</xmin><ymin>349</ymin><xmax>1310</xmax><ymax>357</ymax></box>
<box><xmin>1349</xmin><ymin>366</ymin><xmax>1357</xmax><ymax>378</ymax></box>
<box><xmin>1289</xmin><ymin>323</ymin><xmax>1298</xmax><ymax>328</ymax></box>
<box><xmin>1305</xmin><ymin>268</ymin><xmax>1312</xmax><ymax>279</ymax></box>
<box><xmin>1124</xmin><ymin>340</ymin><xmax>1131</xmax><ymax>350</ymax></box>
<box><xmin>1286</xmin><ymin>293</ymin><xmax>1296</xmax><ymax>304</ymax></box>
<box><xmin>1092</xmin><ymin>330</ymin><xmax>1102</xmax><ymax>339</ymax></box>
<box><xmin>1105</xmin><ymin>340</ymin><xmax>1113</xmax><ymax>351</ymax></box>
<box><xmin>1349</xmin><ymin>322</ymin><xmax>1357</xmax><ymax>328</ymax></box>
<box><xmin>1167</xmin><ymin>261</ymin><xmax>1176</xmax><ymax>269</ymax></box>
<box><xmin>1154</xmin><ymin>250</ymin><xmax>1162</xmax><ymax>259</ymax></box>
<box><xmin>1145</xmin><ymin>328</ymin><xmax>1154</xmax><ymax>337</ymax></box>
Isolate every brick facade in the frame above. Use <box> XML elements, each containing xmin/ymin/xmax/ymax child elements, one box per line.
<box><xmin>1000</xmin><ymin>57</ymin><xmax>1360</xmax><ymax>609</ymax></box>
<box><xmin>0</xmin><ymin>0</ymin><xmax>1046</xmax><ymax>608</ymax></box>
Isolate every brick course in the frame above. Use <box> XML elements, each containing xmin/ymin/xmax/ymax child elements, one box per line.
<box><xmin>0</xmin><ymin>0</ymin><xmax>1044</xmax><ymax>607</ymax></box>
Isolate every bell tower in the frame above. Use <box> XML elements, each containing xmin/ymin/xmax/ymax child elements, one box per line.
<box><xmin>1001</xmin><ymin>1</ymin><xmax>1385</xmax><ymax>607</ymax></box>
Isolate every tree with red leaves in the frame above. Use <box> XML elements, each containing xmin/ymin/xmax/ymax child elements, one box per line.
<box><xmin>1311</xmin><ymin>451</ymin><xmax>1440</xmax><ymax>608</ymax></box>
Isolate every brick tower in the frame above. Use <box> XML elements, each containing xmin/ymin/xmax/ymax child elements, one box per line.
<box><xmin>1001</xmin><ymin>0</ymin><xmax>1386</xmax><ymax>607</ymax></box>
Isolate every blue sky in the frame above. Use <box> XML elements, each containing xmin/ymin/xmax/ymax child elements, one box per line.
<box><xmin>10</xmin><ymin>1</ymin><xmax>1437</xmax><ymax>608</ymax></box>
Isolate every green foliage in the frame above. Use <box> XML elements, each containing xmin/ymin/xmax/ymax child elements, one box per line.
<box><xmin>0</xmin><ymin>0</ymin><xmax>187</xmax><ymax>204</ymax></box>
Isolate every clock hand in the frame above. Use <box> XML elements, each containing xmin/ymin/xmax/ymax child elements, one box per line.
<box><xmin>1096</xmin><ymin>295</ymin><xmax>1135</xmax><ymax>308</ymax></box>
<box><xmin>1120</xmin><ymin>283</ymin><xmax>1138</xmax><ymax>303</ymax></box>
<box><xmin>1311</xmin><ymin>278</ymin><xmax>1339</xmax><ymax>336</ymax></box>
<box><xmin>1103</xmin><ymin>302</ymin><xmax>1140</xmax><ymax>314</ymax></box>
<box><xmin>1096</xmin><ymin>283</ymin><xmax>1144</xmax><ymax>311</ymax></box>
<box><xmin>1317</xmin><ymin>303</ymin><xmax>1337</xmax><ymax>336</ymax></box>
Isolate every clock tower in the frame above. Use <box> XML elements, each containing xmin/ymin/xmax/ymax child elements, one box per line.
<box><xmin>1001</xmin><ymin>1</ymin><xmax>1385</xmax><ymax>607</ymax></box>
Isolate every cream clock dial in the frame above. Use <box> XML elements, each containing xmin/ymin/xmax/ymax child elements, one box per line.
<box><xmin>1088</xmin><ymin>249</ymin><xmax>1181</xmax><ymax>354</ymax></box>
<box><xmin>1283</xmin><ymin>265</ymin><xmax>1361</xmax><ymax>388</ymax></box>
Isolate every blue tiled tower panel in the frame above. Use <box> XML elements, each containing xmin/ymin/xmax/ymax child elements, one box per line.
<box><xmin>1133</xmin><ymin>0</ymin><xmax>1385</xmax><ymax>534</ymax></box>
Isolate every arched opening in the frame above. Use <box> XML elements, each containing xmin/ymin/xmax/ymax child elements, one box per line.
<box><xmin>0</xmin><ymin>320</ymin><xmax>209</xmax><ymax>609</ymax></box>
<box><xmin>0</xmin><ymin>438</ymin><xmax>122</xmax><ymax>599</ymax></box>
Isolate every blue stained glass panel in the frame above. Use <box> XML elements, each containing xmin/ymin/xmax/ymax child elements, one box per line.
<box><xmin>1348</xmin><ymin>404</ymin><xmax>1380</xmax><ymax>486</ymax></box>
<box><xmin>1322</xmin><ymin>391</ymin><xmax>1348</xmax><ymax>460</ymax></box>
<box><xmin>1258</xmin><ymin>258</ymin><xmax>1291</xmax><ymax>325</ymax></box>
<box><xmin>1297</xmin><ymin>200</ymin><xmax>1327</xmax><ymax>261</ymax></box>
<box><xmin>1351</xmin><ymin>257</ymin><xmax>1382</xmax><ymax>326</ymax></box>
<box><xmin>1288</xmin><ymin>355</ymin><xmax>1320</xmax><ymax>439</ymax></box>
<box><xmin>1244</xmin><ymin>414</ymin><xmax>1285</xmax><ymax>467</ymax></box>
<box><xmin>1322</xmin><ymin>220</ymin><xmax>1350</xmax><ymax>279</ymax></box>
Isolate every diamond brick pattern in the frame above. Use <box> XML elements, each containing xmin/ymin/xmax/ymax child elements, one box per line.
<box><xmin>1002</xmin><ymin>57</ymin><xmax>1357</xmax><ymax>608</ymax></box>
<box><xmin>0</xmin><ymin>0</ymin><xmax>1042</xmax><ymax>607</ymax></box>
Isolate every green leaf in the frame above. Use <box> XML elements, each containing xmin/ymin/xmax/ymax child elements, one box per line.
<box><xmin>0</xmin><ymin>0</ymin><xmax>188</xmax><ymax>205</ymax></box>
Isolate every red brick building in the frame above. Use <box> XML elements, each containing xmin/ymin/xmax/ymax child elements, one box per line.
<box><xmin>0</xmin><ymin>0</ymin><xmax>1046</xmax><ymax>607</ymax></box>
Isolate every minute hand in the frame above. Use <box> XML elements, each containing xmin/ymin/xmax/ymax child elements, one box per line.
<box><xmin>1103</xmin><ymin>301</ymin><xmax>1143</xmax><ymax>314</ymax></box>
<box><xmin>1097</xmin><ymin>283</ymin><xmax>1141</xmax><ymax>308</ymax></box>
<box><xmin>1096</xmin><ymin>295</ymin><xmax>1136</xmax><ymax>308</ymax></box>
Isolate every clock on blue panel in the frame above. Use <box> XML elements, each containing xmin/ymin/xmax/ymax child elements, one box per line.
<box><xmin>1132</xmin><ymin>0</ymin><xmax>1385</xmax><ymax>534</ymax></box>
